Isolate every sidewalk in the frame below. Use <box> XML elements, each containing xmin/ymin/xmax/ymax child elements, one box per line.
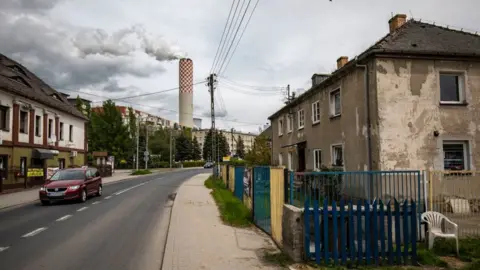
<box><xmin>162</xmin><ymin>173</ymin><xmax>282</xmax><ymax>270</ymax></box>
<box><xmin>0</xmin><ymin>168</ymin><xmax>184</xmax><ymax>210</ymax></box>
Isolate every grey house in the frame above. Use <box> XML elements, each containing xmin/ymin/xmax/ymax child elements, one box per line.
<box><xmin>268</xmin><ymin>14</ymin><xmax>480</xmax><ymax>173</ymax></box>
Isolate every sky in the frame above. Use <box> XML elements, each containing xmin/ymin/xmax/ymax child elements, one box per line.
<box><xmin>1</xmin><ymin>0</ymin><xmax>479</xmax><ymax>133</ymax></box>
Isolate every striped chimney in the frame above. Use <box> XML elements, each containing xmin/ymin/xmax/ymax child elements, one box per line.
<box><xmin>178</xmin><ymin>58</ymin><xmax>194</xmax><ymax>128</ymax></box>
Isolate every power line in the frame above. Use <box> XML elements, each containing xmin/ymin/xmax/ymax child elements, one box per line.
<box><xmin>220</xmin><ymin>0</ymin><xmax>260</xmax><ymax>76</ymax></box>
<box><xmin>219</xmin><ymin>77</ymin><xmax>284</xmax><ymax>92</ymax></box>
<box><xmin>216</xmin><ymin>0</ymin><xmax>253</xmax><ymax>74</ymax></box>
<box><xmin>212</xmin><ymin>0</ymin><xmax>242</xmax><ymax>73</ymax></box>
<box><xmin>219</xmin><ymin>83</ymin><xmax>284</xmax><ymax>96</ymax></box>
<box><xmin>210</xmin><ymin>0</ymin><xmax>237</xmax><ymax>74</ymax></box>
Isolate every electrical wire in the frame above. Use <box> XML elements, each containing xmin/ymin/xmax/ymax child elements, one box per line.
<box><xmin>210</xmin><ymin>0</ymin><xmax>237</xmax><ymax>74</ymax></box>
<box><xmin>111</xmin><ymin>81</ymin><xmax>206</xmax><ymax>101</ymax></box>
<box><xmin>219</xmin><ymin>78</ymin><xmax>284</xmax><ymax>92</ymax></box>
<box><xmin>219</xmin><ymin>83</ymin><xmax>283</xmax><ymax>96</ymax></box>
<box><xmin>219</xmin><ymin>0</ymin><xmax>260</xmax><ymax>76</ymax></box>
<box><xmin>216</xmin><ymin>0</ymin><xmax>253</xmax><ymax>74</ymax></box>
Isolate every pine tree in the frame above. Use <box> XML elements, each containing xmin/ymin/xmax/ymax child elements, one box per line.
<box><xmin>218</xmin><ymin>131</ymin><xmax>230</xmax><ymax>158</ymax></box>
<box><xmin>192</xmin><ymin>136</ymin><xmax>202</xmax><ymax>160</ymax></box>
<box><xmin>245</xmin><ymin>134</ymin><xmax>271</xmax><ymax>165</ymax></box>
<box><xmin>175</xmin><ymin>133</ymin><xmax>192</xmax><ymax>161</ymax></box>
<box><xmin>202</xmin><ymin>129</ymin><xmax>213</xmax><ymax>161</ymax></box>
<box><xmin>236</xmin><ymin>135</ymin><xmax>245</xmax><ymax>158</ymax></box>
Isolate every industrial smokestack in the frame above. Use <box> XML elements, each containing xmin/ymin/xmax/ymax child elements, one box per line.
<box><xmin>179</xmin><ymin>58</ymin><xmax>194</xmax><ymax>128</ymax></box>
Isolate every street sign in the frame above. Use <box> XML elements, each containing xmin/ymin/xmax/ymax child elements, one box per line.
<box><xmin>144</xmin><ymin>151</ymin><xmax>149</xmax><ymax>156</ymax></box>
<box><xmin>144</xmin><ymin>156</ymin><xmax>149</xmax><ymax>162</ymax></box>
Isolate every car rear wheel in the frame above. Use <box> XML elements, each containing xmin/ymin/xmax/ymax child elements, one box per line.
<box><xmin>97</xmin><ymin>185</ymin><xmax>102</xmax><ymax>196</ymax></box>
<box><xmin>41</xmin><ymin>200</ymin><xmax>50</xmax><ymax>206</ymax></box>
<box><xmin>79</xmin><ymin>189</ymin><xmax>87</xmax><ymax>203</ymax></box>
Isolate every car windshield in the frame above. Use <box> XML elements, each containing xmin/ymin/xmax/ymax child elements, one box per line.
<box><xmin>50</xmin><ymin>170</ymin><xmax>85</xmax><ymax>181</ymax></box>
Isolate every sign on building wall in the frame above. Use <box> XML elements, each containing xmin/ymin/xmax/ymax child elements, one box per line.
<box><xmin>27</xmin><ymin>168</ymin><xmax>44</xmax><ymax>177</ymax></box>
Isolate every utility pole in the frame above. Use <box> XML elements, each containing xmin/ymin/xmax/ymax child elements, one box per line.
<box><xmin>169</xmin><ymin>128</ymin><xmax>173</xmax><ymax>169</ymax></box>
<box><xmin>231</xmin><ymin>128</ymin><xmax>234</xmax><ymax>156</ymax></box>
<box><xmin>145</xmin><ymin>125</ymin><xmax>149</xmax><ymax>170</ymax></box>
<box><xmin>136</xmin><ymin>117</ymin><xmax>140</xmax><ymax>171</ymax></box>
<box><xmin>207</xmin><ymin>74</ymin><xmax>217</xmax><ymax>174</ymax></box>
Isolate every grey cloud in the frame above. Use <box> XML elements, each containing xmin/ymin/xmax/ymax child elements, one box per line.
<box><xmin>201</xmin><ymin>109</ymin><xmax>227</xmax><ymax>118</ymax></box>
<box><xmin>0</xmin><ymin>0</ymin><xmax>65</xmax><ymax>12</ymax></box>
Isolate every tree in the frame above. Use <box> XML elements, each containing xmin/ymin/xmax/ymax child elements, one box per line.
<box><xmin>88</xmin><ymin>100</ymin><xmax>132</xmax><ymax>162</ymax></box>
<box><xmin>192</xmin><ymin>136</ymin><xmax>202</xmax><ymax>160</ymax></box>
<box><xmin>217</xmin><ymin>131</ymin><xmax>230</xmax><ymax>158</ymax></box>
<box><xmin>202</xmin><ymin>129</ymin><xmax>213</xmax><ymax>161</ymax></box>
<box><xmin>175</xmin><ymin>133</ymin><xmax>192</xmax><ymax>161</ymax></box>
<box><xmin>245</xmin><ymin>134</ymin><xmax>271</xmax><ymax>165</ymax></box>
<box><xmin>149</xmin><ymin>127</ymin><xmax>171</xmax><ymax>161</ymax></box>
<box><xmin>236</xmin><ymin>135</ymin><xmax>245</xmax><ymax>158</ymax></box>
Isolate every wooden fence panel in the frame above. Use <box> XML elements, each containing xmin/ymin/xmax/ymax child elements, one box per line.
<box><xmin>270</xmin><ymin>167</ymin><xmax>285</xmax><ymax>246</ymax></box>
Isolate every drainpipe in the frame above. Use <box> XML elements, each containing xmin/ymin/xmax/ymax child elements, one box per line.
<box><xmin>357</xmin><ymin>63</ymin><xmax>374</xmax><ymax>199</ymax></box>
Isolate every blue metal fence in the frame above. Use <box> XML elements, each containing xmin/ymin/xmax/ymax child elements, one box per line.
<box><xmin>304</xmin><ymin>198</ymin><xmax>418</xmax><ymax>266</ymax></box>
<box><xmin>253</xmin><ymin>166</ymin><xmax>271</xmax><ymax>233</ymax></box>
<box><xmin>234</xmin><ymin>166</ymin><xmax>244</xmax><ymax>201</ymax></box>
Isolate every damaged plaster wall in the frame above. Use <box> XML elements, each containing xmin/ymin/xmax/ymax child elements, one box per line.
<box><xmin>375</xmin><ymin>58</ymin><xmax>480</xmax><ymax>171</ymax></box>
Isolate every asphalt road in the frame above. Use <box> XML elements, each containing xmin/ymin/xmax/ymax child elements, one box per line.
<box><xmin>0</xmin><ymin>168</ymin><xmax>207</xmax><ymax>270</ymax></box>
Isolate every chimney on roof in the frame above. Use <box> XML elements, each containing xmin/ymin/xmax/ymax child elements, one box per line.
<box><xmin>337</xmin><ymin>56</ymin><xmax>348</xmax><ymax>69</ymax></box>
<box><xmin>388</xmin><ymin>14</ymin><xmax>407</xmax><ymax>33</ymax></box>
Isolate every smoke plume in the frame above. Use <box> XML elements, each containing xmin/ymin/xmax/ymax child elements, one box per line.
<box><xmin>72</xmin><ymin>24</ymin><xmax>184</xmax><ymax>61</ymax></box>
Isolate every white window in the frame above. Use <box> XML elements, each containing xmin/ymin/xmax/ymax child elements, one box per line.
<box><xmin>443</xmin><ymin>141</ymin><xmax>470</xmax><ymax>170</ymax></box>
<box><xmin>440</xmin><ymin>73</ymin><xmax>465</xmax><ymax>104</ymax></box>
<box><xmin>331</xmin><ymin>144</ymin><xmax>344</xmax><ymax>167</ymax></box>
<box><xmin>278</xmin><ymin>153</ymin><xmax>283</xmax><ymax>166</ymax></box>
<box><xmin>287</xmin><ymin>152</ymin><xmax>292</xmax><ymax>170</ymax></box>
<box><xmin>329</xmin><ymin>89</ymin><xmax>341</xmax><ymax>117</ymax></box>
<box><xmin>312</xmin><ymin>101</ymin><xmax>320</xmax><ymax>124</ymax></box>
<box><xmin>297</xmin><ymin>109</ymin><xmax>305</xmax><ymax>129</ymax></box>
<box><xmin>287</xmin><ymin>114</ymin><xmax>293</xmax><ymax>133</ymax></box>
<box><xmin>278</xmin><ymin>118</ymin><xmax>283</xmax><ymax>136</ymax></box>
<box><xmin>313</xmin><ymin>149</ymin><xmax>321</xmax><ymax>171</ymax></box>
<box><xmin>0</xmin><ymin>106</ymin><xmax>10</xmax><ymax>131</ymax></box>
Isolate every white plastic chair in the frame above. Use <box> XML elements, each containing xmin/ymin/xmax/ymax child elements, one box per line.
<box><xmin>421</xmin><ymin>211</ymin><xmax>459</xmax><ymax>255</ymax></box>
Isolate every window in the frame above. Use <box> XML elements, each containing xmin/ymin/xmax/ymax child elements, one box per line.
<box><xmin>20</xmin><ymin>157</ymin><xmax>27</xmax><ymax>176</ymax></box>
<box><xmin>58</xmin><ymin>158</ymin><xmax>65</xmax><ymax>169</ymax></box>
<box><xmin>19</xmin><ymin>111</ymin><xmax>28</xmax><ymax>134</ymax></box>
<box><xmin>440</xmin><ymin>73</ymin><xmax>465</xmax><ymax>103</ymax></box>
<box><xmin>287</xmin><ymin>114</ymin><xmax>293</xmax><ymax>133</ymax></box>
<box><xmin>48</xmin><ymin>119</ymin><xmax>53</xmax><ymax>138</ymax></box>
<box><xmin>35</xmin><ymin>115</ymin><xmax>41</xmax><ymax>136</ymax></box>
<box><xmin>0</xmin><ymin>106</ymin><xmax>10</xmax><ymax>131</ymax></box>
<box><xmin>331</xmin><ymin>144</ymin><xmax>344</xmax><ymax>167</ymax></box>
<box><xmin>443</xmin><ymin>141</ymin><xmax>470</xmax><ymax>170</ymax></box>
<box><xmin>330</xmin><ymin>89</ymin><xmax>341</xmax><ymax>117</ymax></box>
<box><xmin>313</xmin><ymin>149</ymin><xmax>322</xmax><ymax>171</ymax></box>
<box><xmin>278</xmin><ymin>118</ymin><xmax>284</xmax><ymax>136</ymax></box>
<box><xmin>278</xmin><ymin>153</ymin><xmax>283</xmax><ymax>166</ymax></box>
<box><xmin>312</xmin><ymin>101</ymin><xmax>320</xmax><ymax>124</ymax></box>
<box><xmin>59</xmin><ymin>122</ymin><xmax>64</xmax><ymax>140</ymax></box>
<box><xmin>298</xmin><ymin>109</ymin><xmax>305</xmax><ymax>129</ymax></box>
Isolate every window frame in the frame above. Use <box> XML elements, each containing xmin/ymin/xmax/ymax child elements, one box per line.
<box><xmin>312</xmin><ymin>101</ymin><xmax>320</xmax><ymax>124</ymax></box>
<box><xmin>0</xmin><ymin>106</ymin><xmax>9</xmax><ymax>131</ymax></box>
<box><xmin>35</xmin><ymin>115</ymin><xmax>41</xmax><ymax>137</ymax></box>
<box><xmin>69</xmin><ymin>125</ymin><xmax>73</xmax><ymax>142</ymax></box>
<box><xmin>278</xmin><ymin>118</ymin><xmax>283</xmax><ymax>136</ymax></box>
<box><xmin>278</xmin><ymin>153</ymin><xmax>283</xmax><ymax>166</ymax></box>
<box><xmin>331</xmin><ymin>144</ymin><xmax>344</xmax><ymax>167</ymax></box>
<box><xmin>297</xmin><ymin>109</ymin><xmax>305</xmax><ymax>130</ymax></box>
<box><xmin>287</xmin><ymin>152</ymin><xmax>293</xmax><ymax>171</ymax></box>
<box><xmin>19</xmin><ymin>110</ymin><xmax>28</xmax><ymax>134</ymax></box>
<box><xmin>313</xmin><ymin>149</ymin><xmax>322</xmax><ymax>171</ymax></box>
<box><xmin>20</xmin><ymin>157</ymin><xmax>27</xmax><ymax>177</ymax></box>
<box><xmin>442</xmin><ymin>140</ymin><xmax>470</xmax><ymax>171</ymax></box>
<box><xmin>329</xmin><ymin>88</ymin><xmax>341</xmax><ymax>117</ymax></box>
<box><xmin>59</xmin><ymin>122</ymin><xmax>64</xmax><ymax>141</ymax></box>
<box><xmin>287</xmin><ymin>114</ymin><xmax>293</xmax><ymax>133</ymax></box>
<box><xmin>439</xmin><ymin>72</ymin><xmax>466</xmax><ymax>104</ymax></box>
<box><xmin>48</xmin><ymin>119</ymin><xmax>53</xmax><ymax>139</ymax></box>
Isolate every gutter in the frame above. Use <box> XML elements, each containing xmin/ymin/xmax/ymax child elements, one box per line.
<box><xmin>356</xmin><ymin>63</ymin><xmax>373</xmax><ymax>172</ymax></box>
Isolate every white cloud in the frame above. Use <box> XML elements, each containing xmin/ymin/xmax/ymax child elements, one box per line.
<box><xmin>1</xmin><ymin>0</ymin><xmax>480</xmax><ymax>133</ymax></box>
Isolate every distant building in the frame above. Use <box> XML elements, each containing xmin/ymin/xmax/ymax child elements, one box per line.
<box><xmin>91</xmin><ymin>106</ymin><xmax>179</xmax><ymax>130</ymax></box>
<box><xmin>192</xmin><ymin>128</ymin><xmax>257</xmax><ymax>157</ymax></box>
<box><xmin>193</xmin><ymin>118</ymin><xmax>202</xmax><ymax>129</ymax></box>
<box><xmin>66</xmin><ymin>96</ymin><xmax>92</xmax><ymax>117</ymax></box>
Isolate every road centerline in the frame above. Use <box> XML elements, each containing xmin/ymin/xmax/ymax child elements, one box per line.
<box><xmin>0</xmin><ymin>246</ymin><xmax>10</xmax><ymax>252</ymax></box>
<box><xmin>22</xmin><ymin>227</ymin><xmax>47</xmax><ymax>238</ymax></box>
<box><xmin>56</xmin><ymin>215</ymin><xmax>72</xmax><ymax>222</ymax></box>
<box><xmin>114</xmin><ymin>182</ymin><xmax>147</xmax><ymax>196</ymax></box>
<box><xmin>77</xmin><ymin>207</ymin><xmax>88</xmax><ymax>212</ymax></box>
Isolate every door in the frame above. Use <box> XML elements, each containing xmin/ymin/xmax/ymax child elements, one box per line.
<box><xmin>0</xmin><ymin>155</ymin><xmax>8</xmax><ymax>192</ymax></box>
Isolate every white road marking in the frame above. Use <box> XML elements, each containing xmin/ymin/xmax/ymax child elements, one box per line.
<box><xmin>22</xmin><ymin>227</ymin><xmax>47</xmax><ymax>238</ymax></box>
<box><xmin>92</xmin><ymin>201</ymin><xmax>101</xmax><ymax>205</ymax></box>
<box><xmin>77</xmin><ymin>207</ymin><xmax>88</xmax><ymax>212</ymax></box>
<box><xmin>114</xmin><ymin>182</ymin><xmax>146</xmax><ymax>196</ymax></box>
<box><xmin>56</xmin><ymin>215</ymin><xmax>72</xmax><ymax>222</ymax></box>
<box><xmin>105</xmin><ymin>196</ymin><xmax>112</xmax><ymax>200</ymax></box>
<box><xmin>0</xmin><ymin>246</ymin><xmax>10</xmax><ymax>252</ymax></box>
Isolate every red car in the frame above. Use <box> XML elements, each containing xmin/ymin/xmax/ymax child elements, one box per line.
<box><xmin>39</xmin><ymin>167</ymin><xmax>102</xmax><ymax>205</ymax></box>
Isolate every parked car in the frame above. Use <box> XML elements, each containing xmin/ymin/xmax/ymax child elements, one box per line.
<box><xmin>39</xmin><ymin>167</ymin><xmax>102</xmax><ymax>205</ymax></box>
<box><xmin>203</xmin><ymin>162</ymin><xmax>214</xmax><ymax>168</ymax></box>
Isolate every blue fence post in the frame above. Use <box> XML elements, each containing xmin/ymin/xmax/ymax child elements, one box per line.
<box><xmin>314</xmin><ymin>199</ymin><xmax>321</xmax><ymax>264</ymax></box>
<box><xmin>402</xmin><ymin>200</ymin><xmax>409</xmax><ymax>265</ymax></box>
<box><xmin>304</xmin><ymin>197</ymin><xmax>310</xmax><ymax>261</ymax></box>
<box><xmin>387</xmin><ymin>200</ymin><xmax>393</xmax><ymax>265</ymax></box>
<box><xmin>372</xmin><ymin>199</ymin><xmax>378</xmax><ymax>265</ymax></box>
<box><xmin>394</xmin><ymin>200</ymin><xmax>401</xmax><ymax>264</ymax></box>
<box><xmin>340</xmin><ymin>199</ymin><xmax>347</xmax><ymax>265</ymax></box>
<box><xmin>356</xmin><ymin>200</ymin><xmax>362</xmax><ymax>264</ymax></box>
<box><xmin>411</xmin><ymin>200</ymin><xmax>418</xmax><ymax>264</ymax></box>
<box><xmin>348</xmin><ymin>200</ymin><xmax>355</xmax><ymax>263</ymax></box>
<box><xmin>323</xmin><ymin>199</ymin><xmax>329</xmax><ymax>264</ymax></box>
<box><xmin>379</xmin><ymin>200</ymin><xmax>386</xmax><ymax>262</ymax></box>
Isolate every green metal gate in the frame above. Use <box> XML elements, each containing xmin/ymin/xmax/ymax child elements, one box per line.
<box><xmin>253</xmin><ymin>166</ymin><xmax>271</xmax><ymax>233</ymax></box>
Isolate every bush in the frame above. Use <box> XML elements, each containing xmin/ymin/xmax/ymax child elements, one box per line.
<box><xmin>229</xmin><ymin>158</ymin><xmax>246</xmax><ymax>166</ymax></box>
<box><xmin>131</xmin><ymin>169</ymin><xmax>152</xmax><ymax>175</ymax></box>
<box><xmin>182</xmin><ymin>161</ymin><xmax>204</xmax><ymax>168</ymax></box>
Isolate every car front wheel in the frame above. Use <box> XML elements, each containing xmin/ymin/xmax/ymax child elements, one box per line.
<box><xmin>79</xmin><ymin>189</ymin><xmax>87</xmax><ymax>203</ymax></box>
<box><xmin>97</xmin><ymin>185</ymin><xmax>102</xmax><ymax>196</ymax></box>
